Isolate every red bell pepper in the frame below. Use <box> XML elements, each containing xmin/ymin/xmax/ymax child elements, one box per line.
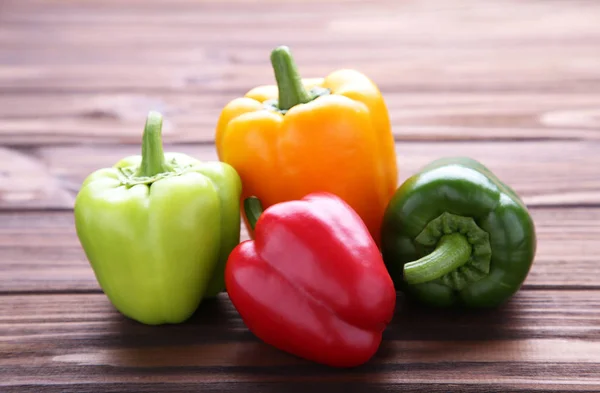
<box><xmin>225</xmin><ymin>192</ymin><xmax>396</xmax><ymax>368</ymax></box>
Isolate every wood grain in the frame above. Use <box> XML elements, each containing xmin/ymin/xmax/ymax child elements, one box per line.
<box><xmin>1</xmin><ymin>291</ymin><xmax>599</xmax><ymax>392</ymax></box>
<box><xmin>0</xmin><ymin>147</ymin><xmax>73</xmax><ymax>209</ymax></box>
<box><xmin>0</xmin><ymin>207</ymin><xmax>598</xmax><ymax>292</ymax></box>
<box><xmin>1</xmin><ymin>0</ymin><xmax>599</xmax><ymax>144</ymax></box>
<box><xmin>0</xmin><ymin>93</ymin><xmax>599</xmax><ymax>145</ymax></box>
<box><xmin>2</xmin><ymin>0</ymin><xmax>600</xmax><ymax>391</ymax></box>
<box><xmin>1</xmin><ymin>140</ymin><xmax>596</xmax><ymax>210</ymax></box>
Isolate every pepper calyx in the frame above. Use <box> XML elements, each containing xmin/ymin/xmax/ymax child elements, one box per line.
<box><xmin>403</xmin><ymin>212</ymin><xmax>492</xmax><ymax>290</ymax></box>
<box><xmin>263</xmin><ymin>86</ymin><xmax>331</xmax><ymax>115</ymax></box>
<box><xmin>118</xmin><ymin>160</ymin><xmax>194</xmax><ymax>187</ymax></box>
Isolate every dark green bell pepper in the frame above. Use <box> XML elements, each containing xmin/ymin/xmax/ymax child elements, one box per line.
<box><xmin>381</xmin><ymin>157</ymin><xmax>537</xmax><ymax>308</ymax></box>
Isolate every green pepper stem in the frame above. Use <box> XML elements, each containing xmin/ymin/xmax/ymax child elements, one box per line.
<box><xmin>270</xmin><ymin>46</ymin><xmax>312</xmax><ymax>111</ymax></box>
<box><xmin>403</xmin><ymin>233</ymin><xmax>472</xmax><ymax>285</ymax></box>
<box><xmin>244</xmin><ymin>197</ymin><xmax>264</xmax><ymax>231</ymax></box>
<box><xmin>135</xmin><ymin>111</ymin><xmax>173</xmax><ymax>178</ymax></box>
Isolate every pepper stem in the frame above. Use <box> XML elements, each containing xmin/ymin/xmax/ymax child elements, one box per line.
<box><xmin>270</xmin><ymin>46</ymin><xmax>312</xmax><ymax>111</ymax></box>
<box><xmin>403</xmin><ymin>233</ymin><xmax>472</xmax><ymax>285</ymax></box>
<box><xmin>244</xmin><ymin>197</ymin><xmax>264</xmax><ymax>231</ymax></box>
<box><xmin>135</xmin><ymin>111</ymin><xmax>173</xmax><ymax>178</ymax></box>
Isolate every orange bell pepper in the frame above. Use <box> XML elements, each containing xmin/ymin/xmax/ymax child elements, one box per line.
<box><xmin>215</xmin><ymin>46</ymin><xmax>398</xmax><ymax>244</ymax></box>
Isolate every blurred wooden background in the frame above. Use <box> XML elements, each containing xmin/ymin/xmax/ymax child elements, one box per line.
<box><xmin>1</xmin><ymin>0</ymin><xmax>599</xmax><ymax>392</ymax></box>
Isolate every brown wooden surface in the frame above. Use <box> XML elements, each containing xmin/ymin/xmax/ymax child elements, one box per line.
<box><xmin>1</xmin><ymin>0</ymin><xmax>599</xmax><ymax>392</ymax></box>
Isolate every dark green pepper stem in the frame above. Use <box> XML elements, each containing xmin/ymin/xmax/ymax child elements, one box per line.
<box><xmin>136</xmin><ymin>111</ymin><xmax>173</xmax><ymax>178</ymax></box>
<box><xmin>403</xmin><ymin>233</ymin><xmax>472</xmax><ymax>285</ymax></box>
<box><xmin>270</xmin><ymin>46</ymin><xmax>312</xmax><ymax>111</ymax></box>
<box><xmin>244</xmin><ymin>197</ymin><xmax>264</xmax><ymax>231</ymax></box>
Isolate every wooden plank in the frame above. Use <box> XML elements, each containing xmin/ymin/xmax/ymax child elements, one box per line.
<box><xmin>2</xmin><ymin>56</ymin><xmax>599</xmax><ymax>94</ymax></box>
<box><xmin>3</xmin><ymin>138</ymin><xmax>600</xmax><ymax>208</ymax></box>
<box><xmin>0</xmin><ymin>147</ymin><xmax>73</xmax><ymax>210</ymax></box>
<box><xmin>0</xmin><ymin>93</ymin><xmax>599</xmax><ymax>145</ymax></box>
<box><xmin>2</xmin><ymin>139</ymin><xmax>600</xmax><ymax>208</ymax></box>
<box><xmin>1</xmin><ymin>291</ymin><xmax>599</xmax><ymax>392</ymax></box>
<box><xmin>0</xmin><ymin>206</ymin><xmax>598</xmax><ymax>292</ymax></box>
<box><xmin>2</xmin><ymin>0</ymin><xmax>599</xmax><ymax>47</ymax></box>
<box><xmin>32</xmin><ymin>140</ymin><xmax>600</xmax><ymax>208</ymax></box>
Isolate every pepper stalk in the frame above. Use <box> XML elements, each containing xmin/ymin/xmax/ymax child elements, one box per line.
<box><xmin>135</xmin><ymin>111</ymin><xmax>174</xmax><ymax>178</ymax></box>
<box><xmin>244</xmin><ymin>196</ymin><xmax>264</xmax><ymax>231</ymax></box>
<box><xmin>403</xmin><ymin>233</ymin><xmax>472</xmax><ymax>285</ymax></box>
<box><xmin>401</xmin><ymin>212</ymin><xmax>492</xmax><ymax>291</ymax></box>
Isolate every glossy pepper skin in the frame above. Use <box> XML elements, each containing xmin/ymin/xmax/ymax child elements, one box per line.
<box><xmin>215</xmin><ymin>46</ymin><xmax>397</xmax><ymax>245</ymax></box>
<box><xmin>74</xmin><ymin>111</ymin><xmax>242</xmax><ymax>325</ymax></box>
<box><xmin>381</xmin><ymin>157</ymin><xmax>536</xmax><ymax>308</ymax></box>
<box><xmin>225</xmin><ymin>193</ymin><xmax>396</xmax><ymax>368</ymax></box>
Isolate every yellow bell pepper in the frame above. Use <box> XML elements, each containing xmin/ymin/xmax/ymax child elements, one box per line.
<box><xmin>215</xmin><ymin>46</ymin><xmax>398</xmax><ymax>244</ymax></box>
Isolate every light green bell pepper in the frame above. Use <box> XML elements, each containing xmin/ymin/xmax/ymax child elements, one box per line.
<box><xmin>74</xmin><ymin>111</ymin><xmax>242</xmax><ymax>325</ymax></box>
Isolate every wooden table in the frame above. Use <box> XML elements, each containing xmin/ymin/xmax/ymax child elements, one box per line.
<box><xmin>2</xmin><ymin>0</ymin><xmax>599</xmax><ymax>391</ymax></box>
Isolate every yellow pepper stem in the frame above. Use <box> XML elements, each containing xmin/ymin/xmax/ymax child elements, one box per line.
<box><xmin>270</xmin><ymin>46</ymin><xmax>312</xmax><ymax>111</ymax></box>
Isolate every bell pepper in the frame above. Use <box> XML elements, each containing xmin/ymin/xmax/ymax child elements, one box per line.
<box><xmin>215</xmin><ymin>45</ymin><xmax>398</xmax><ymax>245</ymax></box>
<box><xmin>74</xmin><ymin>111</ymin><xmax>242</xmax><ymax>325</ymax></box>
<box><xmin>225</xmin><ymin>192</ymin><xmax>396</xmax><ymax>368</ymax></box>
<box><xmin>381</xmin><ymin>157</ymin><xmax>537</xmax><ymax>308</ymax></box>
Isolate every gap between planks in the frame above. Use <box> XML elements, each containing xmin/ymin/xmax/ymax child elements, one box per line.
<box><xmin>2</xmin><ymin>284</ymin><xmax>600</xmax><ymax>298</ymax></box>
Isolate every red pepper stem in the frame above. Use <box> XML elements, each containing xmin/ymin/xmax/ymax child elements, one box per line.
<box><xmin>403</xmin><ymin>233</ymin><xmax>472</xmax><ymax>285</ymax></box>
<box><xmin>270</xmin><ymin>46</ymin><xmax>312</xmax><ymax>111</ymax></box>
<box><xmin>135</xmin><ymin>111</ymin><xmax>173</xmax><ymax>178</ymax></box>
<box><xmin>244</xmin><ymin>197</ymin><xmax>264</xmax><ymax>231</ymax></box>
